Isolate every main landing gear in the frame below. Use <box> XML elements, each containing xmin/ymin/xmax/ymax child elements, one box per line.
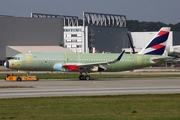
<box><xmin>79</xmin><ymin>73</ymin><xmax>91</xmax><ymax>80</ymax></box>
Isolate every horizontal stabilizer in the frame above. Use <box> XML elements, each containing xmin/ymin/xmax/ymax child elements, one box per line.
<box><xmin>150</xmin><ymin>56</ymin><xmax>173</xmax><ymax>63</ymax></box>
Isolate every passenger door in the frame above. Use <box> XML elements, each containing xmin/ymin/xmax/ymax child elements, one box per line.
<box><xmin>25</xmin><ymin>54</ymin><xmax>32</xmax><ymax>64</ymax></box>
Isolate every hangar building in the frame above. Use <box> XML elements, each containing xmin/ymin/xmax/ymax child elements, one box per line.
<box><xmin>0</xmin><ymin>16</ymin><xmax>64</xmax><ymax>65</ymax></box>
<box><xmin>32</xmin><ymin>12</ymin><xmax>128</xmax><ymax>53</ymax></box>
<box><xmin>124</xmin><ymin>31</ymin><xmax>180</xmax><ymax>53</ymax></box>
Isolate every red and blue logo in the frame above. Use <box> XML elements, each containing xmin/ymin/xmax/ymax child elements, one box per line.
<box><xmin>139</xmin><ymin>27</ymin><xmax>170</xmax><ymax>55</ymax></box>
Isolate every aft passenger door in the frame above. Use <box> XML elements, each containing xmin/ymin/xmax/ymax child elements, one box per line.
<box><xmin>137</xmin><ymin>56</ymin><xmax>142</xmax><ymax>65</ymax></box>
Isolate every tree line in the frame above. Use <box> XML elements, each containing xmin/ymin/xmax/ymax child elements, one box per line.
<box><xmin>127</xmin><ymin>20</ymin><xmax>180</xmax><ymax>32</ymax></box>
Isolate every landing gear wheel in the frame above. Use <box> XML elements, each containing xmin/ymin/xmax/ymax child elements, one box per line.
<box><xmin>79</xmin><ymin>75</ymin><xmax>85</xmax><ymax>80</ymax></box>
<box><xmin>85</xmin><ymin>75</ymin><xmax>91</xmax><ymax>80</ymax></box>
<box><xmin>16</xmin><ymin>76</ymin><xmax>22</xmax><ymax>81</ymax></box>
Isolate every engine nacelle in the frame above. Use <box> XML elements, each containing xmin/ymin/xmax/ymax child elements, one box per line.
<box><xmin>53</xmin><ymin>63</ymin><xmax>68</xmax><ymax>71</ymax></box>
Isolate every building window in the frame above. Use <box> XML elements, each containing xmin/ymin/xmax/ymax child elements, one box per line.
<box><xmin>66</xmin><ymin>34</ymin><xmax>71</xmax><ymax>37</ymax></box>
<box><xmin>77</xmin><ymin>45</ymin><xmax>82</xmax><ymax>48</ymax></box>
<box><xmin>77</xmin><ymin>39</ymin><xmax>82</xmax><ymax>42</ymax></box>
<box><xmin>71</xmin><ymin>39</ymin><xmax>77</xmax><ymax>42</ymax></box>
<box><xmin>74</xmin><ymin>28</ymin><xmax>82</xmax><ymax>32</ymax></box>
<box><xmin>67</xmin><ymin>45</ymin><xmax>71</xmax><ymax>48</ymax></box>
<box><xmin>64</xmin><ymin>29</ymin><xmax>71</xmax><ymax>32</ymax></box>
<box><xmin>71</xmin><ymin>29</ymin><xmax>76</xmax><ymax>32</ymax></box>
<box><xmin>72</xmin><ymin>45</ymin><xmax>76</xmax><ymax>48</ymax></box>
<box><xmin>66</xmin><ymin>39</ymin><xmax>71</xmax><ymax>42</ymax></box>
<box><xmin>77</xmin><ymin>34</ymin><xmax>82</xmax><ymax>37</ymax></box>
<box><xmin>71</xmin><ymin>34</ymin><xmax>77</xmax><ymax>37</ymax></box>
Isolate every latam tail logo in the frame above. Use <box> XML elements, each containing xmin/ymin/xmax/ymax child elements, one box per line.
<box><xmin>138</xmin><ymin>27</ymin><xmax>170</xmax><ymax>55</ymax></box>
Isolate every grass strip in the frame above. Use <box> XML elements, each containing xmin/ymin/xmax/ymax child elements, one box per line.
<box><xmin>1</xmin><ymin>73</ymin><xmax>180</xmax><ymax>80</ymax></box>
<box><xmin>0</xmin><ymin>86</ymin><xmax>34</xmax><ymax>88</ymax></box>
<box><xmin>0</xmin><ymin>94</ymin><xmax>180</xmax><ymax>120</ymax></box>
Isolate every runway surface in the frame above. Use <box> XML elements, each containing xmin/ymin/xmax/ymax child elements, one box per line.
<box><xmin>0</xmin><ymin>78</ymin><xmax>180</xmax><ymax>98</ymax></box>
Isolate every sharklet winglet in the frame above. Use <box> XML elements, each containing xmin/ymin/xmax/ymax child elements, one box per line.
<box><xmin>108</xmin><ymin>50</ymin><xmax>125</xmax><ymax>64</ymax></box>
<box><xmin>116</xmin><ymin>50</ymin><xmax>125</xmax><ymax>61</ymax></box>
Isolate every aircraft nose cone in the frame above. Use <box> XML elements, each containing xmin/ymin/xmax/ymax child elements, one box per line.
<box><xmin>4</xmin><ymin>61</ymin><xmax>9</xmax><ymax>68</ymax></box>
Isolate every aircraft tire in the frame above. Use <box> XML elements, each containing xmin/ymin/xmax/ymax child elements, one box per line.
<box><xmin>79</xmin><ymin>75</ymin><xmax>85</xmax><ymax>80</ymax></box>
<box><xmin>16</xmin><ymin>77</ymin><xmax>22</xmax><ymax>81</ymax></box>
<box><xmin>85</xmin><ymin>75</ymin><xmax>91</xmax><ymax>80</ymax></box>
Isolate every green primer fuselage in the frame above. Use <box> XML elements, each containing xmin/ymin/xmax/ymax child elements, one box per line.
<box><xmin>8</xmin><ymin>52</ymin><xmax>170</xmax><ymax>72</ymax></box>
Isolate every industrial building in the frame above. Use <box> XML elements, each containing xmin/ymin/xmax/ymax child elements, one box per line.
<box><xmin>123</xmin><ymin>31</ymin><xmax>180</xmax><ymax>54</ymax></box>
<box><xmin>32</xmin><ymin>12</ymin><xmax>128</xmax><ymax>53</ymax></box>
<box><xmin>0</xmin><ymin>16</ymin><xmax>64</xmax><ymax>65</ymax></box>
<box><xmin>0</xmin><ymin>12</ymin><xmax>128</xmax><ymax>66</ymax></box>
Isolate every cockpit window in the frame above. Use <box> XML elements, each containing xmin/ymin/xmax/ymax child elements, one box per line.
<box><xmin>12</xmin><ymin>57</ymin><xmax>20</xmax><ymax>60</ymax></box>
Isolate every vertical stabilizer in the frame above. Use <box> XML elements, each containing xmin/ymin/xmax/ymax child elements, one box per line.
<box><xmin>138</xmin><ymin>27</ymin><xmax>170</xmax><ymax>55</ymax></box>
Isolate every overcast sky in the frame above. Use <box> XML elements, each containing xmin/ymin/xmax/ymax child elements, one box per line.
<box><xmin>0</xmin><ymin>0</ymin><xmax>179</xmax><ymax>24</ymax></box>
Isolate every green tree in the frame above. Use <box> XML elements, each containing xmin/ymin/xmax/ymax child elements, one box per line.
<box><xmin>127</xmin><ymin>20</ymin><xmax>180</xmax><ymax>31</ymax></box>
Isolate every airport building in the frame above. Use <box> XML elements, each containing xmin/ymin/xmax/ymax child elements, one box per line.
<box><xmin>64</xmin><ymin>26</ymin><xmax>86</xmax><ymax>53</ymax></box>
<box><xmin>0</xmin><ymin>12</ymin><xmax>128</xmax><ymax>66</ymax></box>
<box><xmin>123</xmin><ymin>31</ymin><xmax>180</xmax><ymax>54</ymax></box>
<box><xmin>32</xmin><ymin>12</ymin><xmax>128</xmax><ymax>53</ymax></box>
<box><xmin>0</xmin><ymin>16</ymin><xmax>64</xmax><ymax>65</ymax></box>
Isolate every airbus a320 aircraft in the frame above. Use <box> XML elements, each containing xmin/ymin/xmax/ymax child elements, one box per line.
<box><xmin>4</xmin><ymin>27</ymin><xmax>172</xmax><ymax>80</ymax></box>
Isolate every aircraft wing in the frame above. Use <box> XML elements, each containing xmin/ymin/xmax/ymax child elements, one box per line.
<box><xmin>78</xmin><ymin>50</ymin><xmax>125</xmax><ymax>67</ymax></box>
<box><xmin>62</xmin><ymin>50</ymin><xmax>125</xmax><ymax>71</ymax></box>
